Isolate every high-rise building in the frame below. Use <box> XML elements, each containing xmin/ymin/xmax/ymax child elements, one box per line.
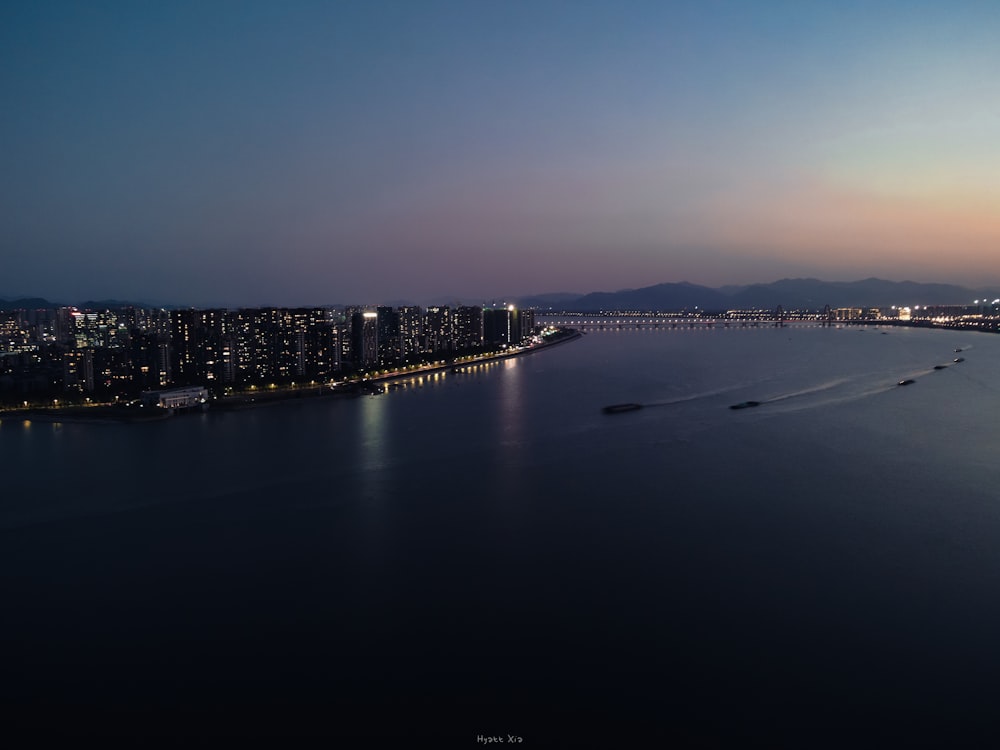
<box><xmin>169</xmin><ymin>309</ymin><xmax>229</xmax><ymax>386</ymax></box>
<box><xmin>376</xmin><ymin>306</ymin><xmax>401</xmax><ymax>365</ymax></box>
<box><xmin>453</xmin><ymin>306</ymin><xmax>484</xmax><ymax>350</ymax></box>
<box><xmin>71</xmin><ymin>310</ymin><xmax>125</xmax><ymax>349</ymax></box>
<box><xmin>397</xmin><ymin>306</ymin><xmax>423</xmax><ymax>360</ymax></box>
<box><xmin>520</xmin><ymin>309</ymin><xmax>536</xmax><ymax>343</ymax></box>
<box><xmin>351</xmin><ymin>311</ymin><xmax>379</xmax><ymax>369</ymax></box>
<box><xmin>424</xmin><ymin>306</ymin><xmax>452</xmax><ymax>353</ymax></box>
<box><xmin>0</xmin><ymin>312</ymin><xmax>27</xmax><ymax>353</ymax></box>
<box><xmin>130</xmin><ymin>331</ymin><xmax>170</xmax><ymax>389</ymax></box>
<box><xmin>483</xmin><ymin>305</ymin><xmax>520</xmax><ymax>347</ymax></box>
<box><xmin>63</xmin><ymin>348</ymin><xmax>94</xmax><ymax>392</ymax></box>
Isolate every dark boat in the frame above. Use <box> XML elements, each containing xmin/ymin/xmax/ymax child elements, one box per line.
<box><xmin>933</xmin><ymin>365</ymin><xmax>947</xmax><ymax>370</ymax></box>
<box><xmin>955</xmin><ymin>348</ymin><xmax>963</xmax><ymax>352</ymax></box>
<box><xmin>729</xmin><ymin>400</ymin><xmax>761</xmax><ymax>410</ymax></box>
<box><xmin>602</xmin><ymin>403</ymin><xmax>643</xmax><ymax>414</ymax></box>
<box><xmin>898</xmin><ymin>379</ymin><xmax>915</xmax><ymax>386</ymax></box>
<box><xmin>954</xmin><ymin>357</ymin><xmax>965</xmax><ymax>363</ymax></box>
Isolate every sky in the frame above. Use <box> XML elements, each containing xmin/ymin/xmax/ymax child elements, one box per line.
<box><xmin>2</xmin><ymin>0</ymin><xmax>999</xmax><ymax>306</ymax></box>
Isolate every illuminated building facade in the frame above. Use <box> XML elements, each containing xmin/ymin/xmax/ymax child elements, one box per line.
<box><xmin>424</xmin><ymin>306</ymin><xmax>452</xmax><ymax>353</ymax></box>
<box><xmin>0</xmin><ymin>300</ymin><xmax>543</xmax><ymax>405</ymax></box>
<box><xmin>351</xmin><ymin>311</ymin><xmax>379</xmax><ymax>369</ymax></box>
<box><xmin>454</xmin><ymin>306</ymin><xmax>484</xmax><ymax>350</ymax></box>
<box><xmin>398</xmin><ymin>306</ymin><xmax>423</xmax><ymax>360</ymax></box>
<box><xmin>377</xmin><ymin>306</ymin><xmax>400</xmax><ymax>365</ymax></box>
<box><xmin>484</xmin><ymin>305</ymin><xmax>521</xmax><ymax>347</ymax></box>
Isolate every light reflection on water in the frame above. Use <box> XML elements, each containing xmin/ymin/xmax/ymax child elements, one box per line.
<box><xmin>498</xmin><ymin>356</ymin><xmax>524</xmax><ymax>450</ymax></box>
<box><xmin>359</xmin><ymin>392</ymin><xmax>388</xmax><ymax>474</ymax></box>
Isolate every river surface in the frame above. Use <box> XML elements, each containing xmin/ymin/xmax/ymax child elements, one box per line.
<box><xmin>3</xmin><ymin>324</ymin><xmax>1000</xmax><ymax>744</ymax></box>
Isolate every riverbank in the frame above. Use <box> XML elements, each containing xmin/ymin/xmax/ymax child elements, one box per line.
<box><xmin>0</xmin><ymin>405</ymin><xmax>173</xmax><ymax>424</ymax></box>
<box><xmin>217</xmin><ymin>326</ymin><xmax>582</xmax><ymax>406</ymax></box>
<box><xmin>0</xmin><ymin>328</ymin><xmax>582</xmax><ymax>424</ymax></box>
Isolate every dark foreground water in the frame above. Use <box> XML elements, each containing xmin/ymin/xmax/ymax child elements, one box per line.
<box><xmin>4</xmin><ymin>324</ymin><xmax>1000</xmax><ymax>745</ymax></box>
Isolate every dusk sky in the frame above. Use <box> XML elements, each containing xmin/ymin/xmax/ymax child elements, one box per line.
<box><xmin>3</xmin><ymin>1</ymin><xmax>999</xmax><ymax>306</ymax></box>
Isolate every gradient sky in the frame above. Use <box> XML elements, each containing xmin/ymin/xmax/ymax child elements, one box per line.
<box><xmin>2</xmin><ymin>1</ymin><xmax>999</xmax><ymax>306</ymax></box>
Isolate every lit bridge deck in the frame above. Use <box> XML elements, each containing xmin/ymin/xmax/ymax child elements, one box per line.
<box><xmin>539</xmin><ymin>317</ymin><xmax>838</xmax><ymax>330</ymax></box>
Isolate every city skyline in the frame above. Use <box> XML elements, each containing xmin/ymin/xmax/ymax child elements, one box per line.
<box><xmin>4</xmin><ymin>1</ymin><xmax>1000</xmax><ymax>306</ymax></box>
<box><xmin>0</xmin><ymin>300</ymin><xmax>541</xmax><ymax>408</ymax></box>
<box><xmin>4</xmin><ymin>291</ymin><xmax>998</xmax><ymax>412</ymax></box>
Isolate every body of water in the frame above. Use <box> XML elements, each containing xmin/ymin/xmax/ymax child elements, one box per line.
<box><xmin>4</xmin><ymin>324</ymin><xmax>1000</xmax><ymax>744</ymax></box>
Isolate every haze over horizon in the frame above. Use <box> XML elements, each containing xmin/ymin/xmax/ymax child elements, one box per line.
<box><xmin>3</xmin><ymin>1</ymin><xmax>999</xmax><ymax>307</ymax></box>
<box><xmin>2</xmin><ymin>274</ymin><xmax>999</xmax><ymax>312</ymax></box>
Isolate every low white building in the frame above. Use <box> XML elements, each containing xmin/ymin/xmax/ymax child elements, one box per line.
<box><xmin>141</xmin><ymin>386</ymin><xmax>209</xmax><ymax>409</ymax></box>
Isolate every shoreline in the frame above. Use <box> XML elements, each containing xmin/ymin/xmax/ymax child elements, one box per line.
<box><xmin>0</xmin><ymin>328</ymin><xmax>582</xmax><ymax>425</ymax></box>
<box><xmin>219</xmin><ymin>327</ymin><xmax>583</xmax><ymax>407</ymax></box>
<box><xmin>0</xmin><ymin>407</ymin><xmax>173</xmax><ymax>425</ymax></box>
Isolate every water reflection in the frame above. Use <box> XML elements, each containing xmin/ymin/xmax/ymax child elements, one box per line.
<box><xmin>359</xmin><ymin>394</ymin><xmax>388</xmax><ymax>474</ymax></box>
<box><xmin>496</xmin><ymin>358</ymin><xmax>525</xmax><ymax>482</ymax></box>
<box><xmin>499</xmin><ymin>358</ymin><xmax>523</xmax><ymax>443</ymax></box>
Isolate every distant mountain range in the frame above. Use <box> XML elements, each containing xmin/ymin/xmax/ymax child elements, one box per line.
<box><xmin>3</xmin><ymin>278</ymin><xmax>997</xmax><ymax>313</ymax></box>
<box><xmin>0</xmin><ymin>298</ymin><xmax>176</xmax><ymax>311</ymax></box>
<box><xmin>516</xmin><ymin>278</ymin><xmax>999</xmax><ymax>312</ymax></box>
<box><xmin>0</xmin><ymin>297</ymin><xmax>57</xmax><ymax>311</ymax></box>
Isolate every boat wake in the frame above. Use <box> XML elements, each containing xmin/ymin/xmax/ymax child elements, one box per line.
<box><xmin>760</xmin><ymin>377</ymin><xmax>852</xmax><ymax>403</ymax></box>
<box><xmin>644</xmin><ymin>381</ymin><xmax>780</xmax><ymax>408</ymax></box>
<box><xmin>730</xmin><ymin>372</ymin><xmax>914</xmax><ymax>415</ymax></box>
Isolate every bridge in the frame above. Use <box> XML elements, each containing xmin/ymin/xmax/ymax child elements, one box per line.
<box><xmin>541</xmin><ymin>318</ymin><xmax>774</xmax><ymax>330</ymax></box>
<box><xmin>540</xmin><ymin>307</ymin><xmax>838</xmax><ymax>330</ymax></box>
